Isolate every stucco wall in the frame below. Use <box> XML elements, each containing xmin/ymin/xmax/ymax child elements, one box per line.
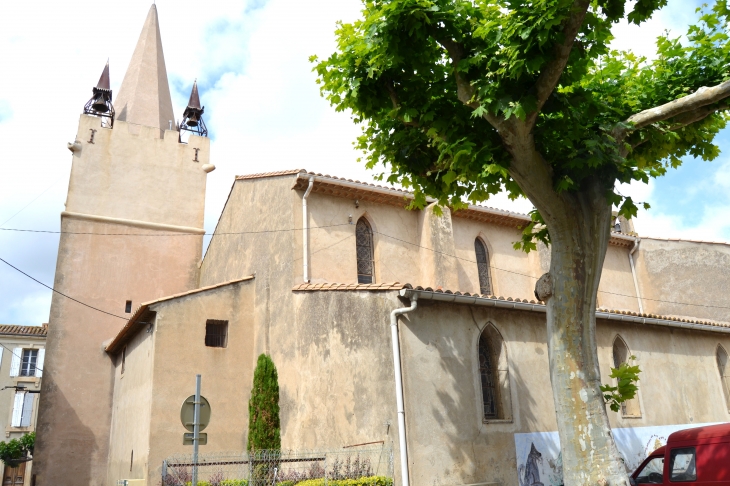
<box><xmin>144</xmin><ymin>279</ymin><xmax>257</xmax><ymax>481</ymax></box>
<box><xmin>35</xmin><ymin>115</ymin><xmax>207</xmax><ymax>486</ymax></box>
<box><xmin>106</xmin><ymin>315</ymin><xmax>155</xmax><ymax>484</ymax></box>
<box><xmin>394</xmin><ymin>300</ymin><xmax>730</xmax><ymax>486</ymax></box>
<box><xmin>65</xmin><ymin>115</ymin><xmax>209</xmax><ymax>229</ymax></box>
<box><xmin>634</xmin><ymin>238</ymin><xmax>730</xmax><ymax>322</ymax></box>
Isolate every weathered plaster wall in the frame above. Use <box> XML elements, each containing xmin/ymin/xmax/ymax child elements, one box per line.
<box><xmin>451</xmin><ymin>216</ymin><xmax>539</xmax><ymax>298</ymax></box>
<box><xmin>634</xmin><ymin>238</ymin><xmax>730</xmax><ymax>322</ymax></box>
<box><xmin>395</xmin><ymin>300</ymin><xmax>730</xmax><ymax>486</ymax></box>
<box><xmin>281</xmin><ymin>291</ymin><xmax>404</xmax><ymax>480</ymax></box>
<box><xmin>144</xmin><ymin>279</ymin><xmax>256</xmax><ymax>481</ymax></box>
<box><xmin>106</xmin><ymin>314</ymin><xmax>155</xmax><ymax>485</ymax></box>
<box><xmin>35</xmin><ymin>114</ymin><xmax>207</xmax><ymax>486</ymax></box>
<box><xmin>597</xmin><ymin>245</ymin><xmax>641</xmax><ymax>312</ymax></box>
<box><xmin>65</xmin><ymin>115</ymin><xmax>209</xmax><ymax>228</ymax></box>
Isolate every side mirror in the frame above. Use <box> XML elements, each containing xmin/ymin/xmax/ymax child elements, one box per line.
<box><xmin>629</xmin><ymin>478</ymin><xmax>637</xmax><ymax>486</ymax></box>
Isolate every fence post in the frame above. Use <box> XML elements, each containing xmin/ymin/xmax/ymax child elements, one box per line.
<box><xmin>161</xmin><ymin>460</ymin><xmax>167</xmax><ymax>483</ymax></box>
<box><xmin>324</xmin><ymin>452</ymin><xmax>328</xmax><ymax>486</ymax></box>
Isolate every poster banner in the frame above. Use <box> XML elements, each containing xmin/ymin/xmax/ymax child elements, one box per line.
<box><xmin>514</xmin><ymin>422</ymin><xmax>722</xmax><ymax>486</ymax></box>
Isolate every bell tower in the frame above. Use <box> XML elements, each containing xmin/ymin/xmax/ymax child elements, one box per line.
<box><xmin>33</xmin><ymin>5</ymin><xmax>213</xmax><ymax>485</ymax></box>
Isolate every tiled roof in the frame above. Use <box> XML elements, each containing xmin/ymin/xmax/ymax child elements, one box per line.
<box><xmin>106</xmin><ymin>276</ymin><xmax>255</xmax><ymax>353</ymax></box>
<box><xmin>236</xmin><ymin>169</ymin><xmax>637</xmax><ymax>246</ymax></box>
<box><xmin>236</xmin><ymin>169</ymin><xmax>306</xmax><ymax>180</ymax></box>
<box><xmin>292</xmin><ymin>282</ymin><xmax>405</xmax><ymax>291</ymax></box>
<box><xmin>292</xmin><ymin>282</ymin><xmax>730</xmax><ymax>333</ymax></box>
<box><xmin>0</xmin><ymin>324</ymin><xmax>48</xmax><ymax>337</ymax></box>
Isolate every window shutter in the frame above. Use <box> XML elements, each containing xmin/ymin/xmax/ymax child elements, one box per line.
<box><xmin>11</xmin><ymin>392</ymin><xmax>24</xmax><ymax>427</ymax></box>
<box><xmin>20</xmin><ymin>393</ymin><xmax>34</xmax><ymax>427</ymax></box>
<box><xmin>9</xmin><ymin>348</ymin><xmax>22</xmax><ymax>377</ymax></box>
<box><xmin>0</xmin><ymin>347</ymin><xmax>4</xmax><ymax>372</ymax></box>
<box><xmin>35</xmin><ymin>349</ymin><xmax>45</xmax><ymax>377</ymax></box>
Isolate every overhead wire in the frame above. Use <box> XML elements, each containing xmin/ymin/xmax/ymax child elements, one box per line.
<box><xmin>2</xmin><ymin>223</ymin><xmax>729</xmax><ymax>325</ymax></box>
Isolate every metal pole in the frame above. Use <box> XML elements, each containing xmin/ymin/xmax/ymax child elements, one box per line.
<box><xmin>193</xmin><ymin>374</ymin><xmax>201</xmax><ymax>486</ymax></box>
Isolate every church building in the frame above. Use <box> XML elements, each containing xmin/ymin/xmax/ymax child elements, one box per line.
<box><xmin>32</xmin><ymin>5</ymin><xmax>730</xmax><ymax>486</ymax></box>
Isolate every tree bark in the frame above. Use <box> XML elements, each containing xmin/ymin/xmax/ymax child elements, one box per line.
<box><xmin>538</xmin><ymin>179</ymin><xmax>628</xmax><ymax>486</ymax></box>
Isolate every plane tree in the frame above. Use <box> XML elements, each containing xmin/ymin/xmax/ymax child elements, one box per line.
<box><xmin>313</xmin><ymin>1</ymin><xmax>730</xmax><ymax>484</ymax></box>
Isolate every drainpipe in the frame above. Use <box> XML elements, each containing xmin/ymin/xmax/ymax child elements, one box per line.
<box><xmin>629</xmin><ymin>238</ymin><xmax>644</xmax><ymax>314</ymax></box>
<box><xmin>390</xmin><ymin>295</ymin><xmax>418</xmax><ymax>486</ymax></box>
<box><xmin>302</xmin><ymin>176</ymin><xmax>314</xmax><ymax>283</ymax></box>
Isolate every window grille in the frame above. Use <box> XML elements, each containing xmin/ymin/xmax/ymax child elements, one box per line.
<box><xmin>474</xmin><ymin>238</ymin><xmax>491</xmax><ymax>295</ymax></box>
<box><xmin>356</xmin><ymin>218</ymin><xmax>374</xmax><ymax>284</ymax></box>
<box><xmin>478</xmin><ymin>331</ymin><xmax>498</xmax><ymax>419</ymax></box>
<box><xmin>205</xmin><ymin>320</ymin><xmax>228</xmax><ymax>348</ymax></box>
<box><xmin>717</xmin><ymin>345</ymin><xmax>730</xmax><ymax>411</ymax></box>
<box><xmin>19</xmin><ymin>349</ymin><xmax>38</xmax><ymax>377</ymax></box>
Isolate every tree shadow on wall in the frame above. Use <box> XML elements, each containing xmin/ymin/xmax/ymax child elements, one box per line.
<box><xmin>33</xmin><ymin>375</ymin><xmax>97</xmax><ymax>486</ymax></box>
<box><xmin>425</xmin><ymin>333</ymin><xmax>541</xmax><ymax>485</ymax></box>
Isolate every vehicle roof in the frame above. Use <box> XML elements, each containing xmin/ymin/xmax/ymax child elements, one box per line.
<box><xmin>649</xmin><ymin>445</ymin><xmax>666</xmax><ymax>457</ymax></box>
<box><xmin>668</xmin><ymin>423</ymin><xmax>730</xmax><ymax>443</ymax></box>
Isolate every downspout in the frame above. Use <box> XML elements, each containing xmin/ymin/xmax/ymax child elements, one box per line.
<box><xmin>302</xmin><ymin>176</ymin><xmax>314</xmax><ymax>283</ymax></box>
<box><xmin>629</xmin><ymin>237</ymin><xmax>644</xmax><ymax>314</ymax></box>
<box><xmin>390</xmin><ymin>295</ymin><xmax>418</xmax><ymax>486</ymax></box>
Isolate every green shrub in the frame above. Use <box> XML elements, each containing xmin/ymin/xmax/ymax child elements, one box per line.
<box><xmin>248</xmin><ymin>354</ymin><xmax>281</xmax><ymax>452</ymax></box>
<box><xmin>185</xmin><ymin>480</ymin><xmax>248</xmax><ymax>486</ymax></box>
<box><xmin>293</xmin><ymin>477</ymin><xmax>393</xmax><ymax>486</ymax></box>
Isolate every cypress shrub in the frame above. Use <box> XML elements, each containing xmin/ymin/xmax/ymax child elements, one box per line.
<box><xmin>247</xmin><ymin>353</ymin><xmax>281</xmax><ymax>452</ymax></box>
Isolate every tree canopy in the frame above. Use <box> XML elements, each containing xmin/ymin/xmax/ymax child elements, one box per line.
<box><xmin>314</xmin><ymin>0</ymin><xmax>730</xmax><ymax>248</ymax></box>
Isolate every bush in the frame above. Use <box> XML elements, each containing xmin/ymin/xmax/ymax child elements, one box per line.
<box><xmin>293</xmin><ymin>477</ymin><xmax>393</xmax><ymax>486</ymax></box>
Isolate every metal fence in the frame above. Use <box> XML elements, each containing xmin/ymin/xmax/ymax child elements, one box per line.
<box><xmin>161</xmin><ymin>446</ymin><xmax>393</xmax><ymax>486</ymax></box>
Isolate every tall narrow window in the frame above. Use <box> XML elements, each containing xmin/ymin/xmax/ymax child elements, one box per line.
<box><xmin>717</xmin><ymin>345</ymin><xmax>730</xmax><ymax>411</ymax></box>
<box><xmin>356</xmin><ymin>218</ymin><xmax>374</xmax><ymax>284</ymax></box>
<box><xmin>613</xmin><ymin>336</ymin><xmax>641</xmax><ymax>417</ymax></box>
<box><xmin>478</xmin><ymin>323</ymin><xmax>511</xmax><ymax>421</ymax></box>
<box><xmin>19</xmin><ymin>349</ymin><xmax>38</xmax><ymax>377</ymax></box>
<box><xmin>474</xmin><ymin>238</ymin><xmax>492</xmax><ymax>295</ymax></box>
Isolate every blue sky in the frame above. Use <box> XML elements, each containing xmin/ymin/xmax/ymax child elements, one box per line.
<box><xmin>0</xmin><ymin>0</ymin><xmax>728</xmax><ymax>325</ymax></box>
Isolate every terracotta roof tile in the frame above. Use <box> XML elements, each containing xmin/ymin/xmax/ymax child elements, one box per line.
<box><xmin>292</xmin><ymin>282</ymin><xmax>404</xmax><ymax>291</ymax></box>
<box><xmin>0</xmin><ymin>324</ymin><xmax>48</xmax><ymax>337</ymax></box>
<box><xmin>293</xmin><ymin>282</ymin><xmax>729</xmax><ymax>331</ymax></box>
<box><xmin>236</xmin><ymin>169</ymin><xmax>306</xmax><ymax>180</ymax></box>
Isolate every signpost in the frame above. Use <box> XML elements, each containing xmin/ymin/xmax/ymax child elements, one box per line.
<box><xmin>180</xmin><ymin>375</ymin><xmax>211</xmax><ymax>486</ymax></box>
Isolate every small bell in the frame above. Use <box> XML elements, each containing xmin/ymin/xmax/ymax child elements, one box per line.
<box><xmin>185</xmin><ymin>113</ymin><xmax>199</xmax><ymax>127</ymax></box>
<box><xmin>91</xmin><ymin>94</ymin><xmax>109</xmax><ymax>113</ymax></box>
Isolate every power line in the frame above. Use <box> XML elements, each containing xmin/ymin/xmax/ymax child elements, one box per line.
<box><xmin>0</xmin><ymin>224</ymin><xmax>351</xmax><ymax>237</ymax></box>
<box><xmin>0</xmin><ymin>257</ymin><xmax>128</xmax><ymax>320</ymax></box>
<box><xmin>0</xmin><ymin>343</ymin><xmax>43</xmax><ymax>374</ymax></box>
<box><xmin>0</xmin><ymin>179</ymin><xmax>62</xmax><ymax>228</ymax></box>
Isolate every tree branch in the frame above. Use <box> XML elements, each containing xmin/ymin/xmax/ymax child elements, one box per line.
<box><xmin>435</xmin><ymin>35</ymin><xmax>505</xmax><ymax>131</ymax></box>
<box><xmin>527</xmin><ymin>0</ymin><xmax>591</xmax><ymax>128</ymax></box>
<box><xmin>614</xmin><ymin>80</ymin><xmax>730</xmax><ymax>141</ymax></box>
<box><xmin>384</xmin><ymin>79</ymin><xmax>420</xmax><ymax>127</ymax></box>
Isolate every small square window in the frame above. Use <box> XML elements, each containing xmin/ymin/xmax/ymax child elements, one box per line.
<box><xmin>125</xmin><ymin>301</ymin><xmax>132</xmax><ymax>313</ymax></box>
<box><xmin>205</xmin><ymin>320</ymin><xmax>228</xmax><ymax>348</ymax></box>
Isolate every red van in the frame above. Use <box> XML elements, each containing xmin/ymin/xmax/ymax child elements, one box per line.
<box><xmin>631</xmin><ymin>423</ymin><xmax>730</xmax><ymax>485</ymax></box>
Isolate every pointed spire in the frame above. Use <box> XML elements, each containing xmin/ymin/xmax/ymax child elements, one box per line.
<box><xmin>114</xmin><ymin>4</ymin><xmax>175</xmax><ymax>131</ymax></box>
<box><xmin>180</xmin><ymin>79</ymin><xmax>208</xmax><ymax>138</ymax></box>
<box><xmin>96</xmin><ymin>60</ymin><xmax>110</xmax><ymax>90</ymax></box>
<box><xmin>187</xmin><ymin>79</ymin><xmax>202</xmax><ymax>110</ymax></box>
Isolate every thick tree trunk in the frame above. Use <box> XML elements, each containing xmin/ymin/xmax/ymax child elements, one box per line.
<box><xmin>534</xmin><ymin>179</ymin><xmax>629</xmax><ymax>486</ymax></box>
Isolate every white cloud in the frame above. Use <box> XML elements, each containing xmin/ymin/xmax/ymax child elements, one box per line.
<box><xmin>0</xmin><ymin>0</ymin><xmax>725</xmax><ymax>325</ymax></box>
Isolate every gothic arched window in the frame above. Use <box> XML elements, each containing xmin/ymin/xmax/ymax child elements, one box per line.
<box><xmin>474</xmin><ymin>238</ymin><xmax>492</xmax><ymax>295</ymax></box>
<box><xmin>478</xmin><ymin>324</ymin><xmax>511</xmax><ymax>421</ymax></box>
<box><xmin>717</xmin><ymin>345</ymin><xmax>730</xmax><ymax>411</ymax></box>
<box><xmin>356</xmin><ymin>218</ymin><xmax>374</xmax><ymax>284</ymax></box>
<box><xmin>612</xmin><ymin>336</ymin><xmax>641</xmax><ymax>417</ymax></box>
